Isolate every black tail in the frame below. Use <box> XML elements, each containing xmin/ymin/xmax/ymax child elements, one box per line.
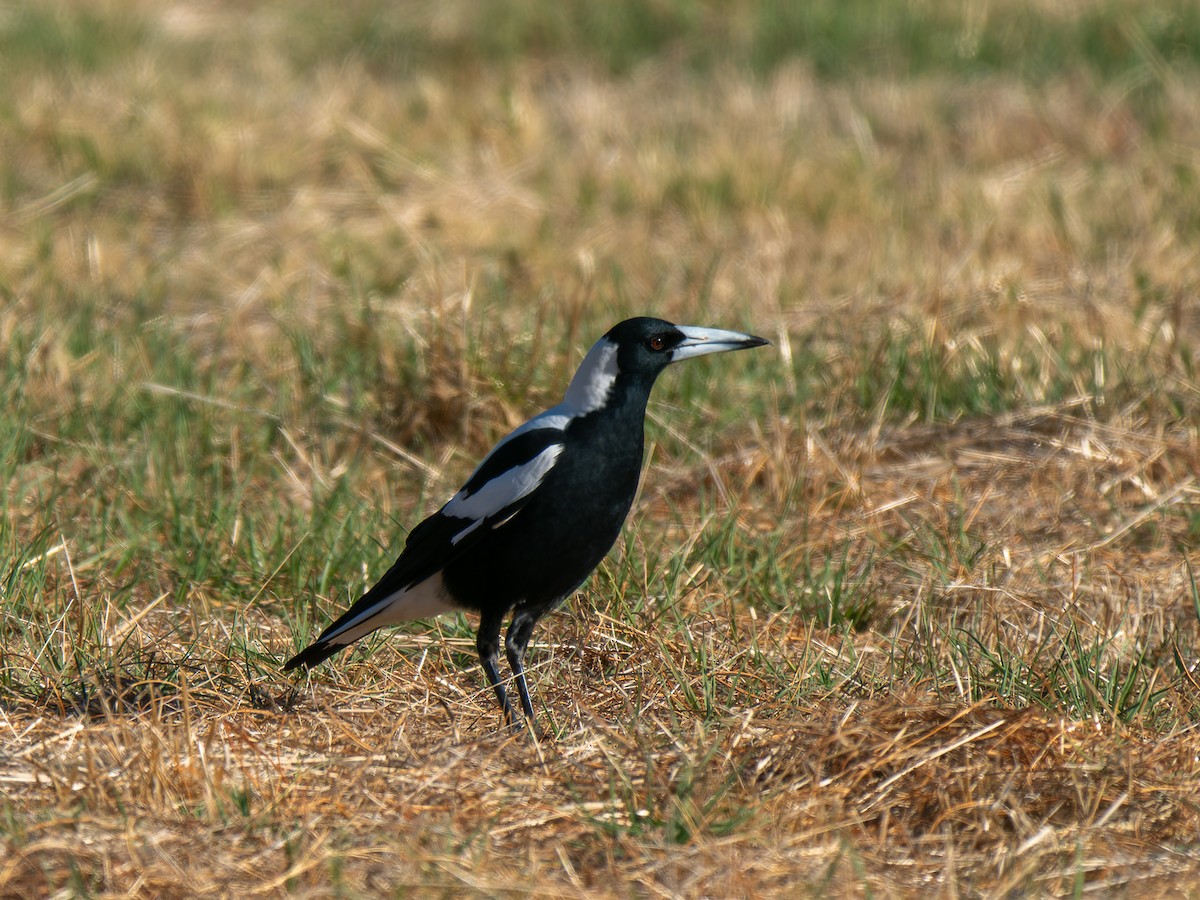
<box><xmin>281</xmin><ymin>558</ymin><xmax>440</xmax><ymax>673</ymax></box>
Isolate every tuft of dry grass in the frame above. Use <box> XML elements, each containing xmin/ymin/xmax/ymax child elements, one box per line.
<box><xmin>2</xmin><ymin>0</ymin><xmax>1199</xmax><ymax>896</ymax></box>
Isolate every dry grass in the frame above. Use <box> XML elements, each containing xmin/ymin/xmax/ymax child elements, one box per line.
<box><xmin>3</xmin><ymin>1</ymin><xmax>1200</xmax><ymax>896</ymax></box>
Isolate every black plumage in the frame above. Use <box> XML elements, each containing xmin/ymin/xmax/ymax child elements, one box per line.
<box><xmin>284</xmin><ymin>316</ymin><xmax>768</xmax><ymax>727</ymax></box>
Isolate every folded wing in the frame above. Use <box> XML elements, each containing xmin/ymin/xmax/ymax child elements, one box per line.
<box><xmin>283</xmin><ymin>427</ymin><xmax>566</xmax><ymax>670</ymax></box>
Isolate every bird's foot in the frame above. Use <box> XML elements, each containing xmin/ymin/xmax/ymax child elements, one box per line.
<box><xmin>505</xmin><ymin>715</ymin><xmax>542</xmax><ymax>741</ymax></box>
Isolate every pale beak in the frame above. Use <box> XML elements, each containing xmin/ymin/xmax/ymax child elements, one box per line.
<box><xmin>671</xmin><ymin>325</ymin><xmax>770</xmax><ymax>362</ymax></box>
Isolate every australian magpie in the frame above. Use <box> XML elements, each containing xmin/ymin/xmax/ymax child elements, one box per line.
<box><xmin>284</xmin><ymin>316</ymin><xmax>768</xmax><ymax>727</ymax></box>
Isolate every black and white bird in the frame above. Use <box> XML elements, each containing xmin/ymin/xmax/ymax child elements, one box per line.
<box><xmin>284</xmin><ymin>317</ymin><xmax>768</xmax><ymax>727</ymax></box>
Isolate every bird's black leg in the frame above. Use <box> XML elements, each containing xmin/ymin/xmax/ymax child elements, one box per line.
<box><xmin>505</xmin><ymin>607</ymin><xmax>543</xmax><ymax>723</ymax></box>
<box><xmin>476</xmin><ymin>609</ymin><xmax>516</xmax><ymax>725</ymax></box>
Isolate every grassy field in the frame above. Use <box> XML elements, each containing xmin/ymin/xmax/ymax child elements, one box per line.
<box><xmin>2</xmin><ymin>0</ymin><xmax>1199</xmax><ymax>895</ymax></box>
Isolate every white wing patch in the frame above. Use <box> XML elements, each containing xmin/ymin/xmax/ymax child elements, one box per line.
<box><xmin>444</xmin><ymin>443</ymin><xmax>564</xmax><ymax>523</ymax></box>
<box><xmin>449</xmin><ymin>516</ymin><xmax>483</xmax><ymax>545</ymax></box>
<box><xmin>562</xmin><ymin>338</ymin><xmax>618</xmax><ymax>415</ymax></box>
<box><xmin>428</xmin><ymin>335</ymin><xmax>621</xmax><ymax>548</ymax></box>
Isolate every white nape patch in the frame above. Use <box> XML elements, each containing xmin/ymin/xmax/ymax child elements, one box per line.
<box><xmin>481</xmin><ymin>338</ymin><xmax>619</xmax><ymax>455</ymax></box>
<box><xmin>445</xmin><ymin>443</ymin><xmax>564</xmax><ymax>521</ymax></box>
<box><xmin>562</xmin><ymin>338</ymin><xmax>619</xmax><ymax>415</ymax></box>
<box><xmin>326</xmin><ymin>573</ymin><xmax>454</xmax><ymax>647</ymax></box>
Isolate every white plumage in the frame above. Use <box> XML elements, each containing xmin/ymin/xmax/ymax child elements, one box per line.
<box><xmin>445</xmin><ymin>443</ymin><xmax>565</xmax><ymax>525</ymax></box>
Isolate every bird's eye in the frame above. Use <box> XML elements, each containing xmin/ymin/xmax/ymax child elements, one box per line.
<box><xmin>648</xmin><ymin>335</ymin><xmax>666</xmax><ymax>351</ymax></box>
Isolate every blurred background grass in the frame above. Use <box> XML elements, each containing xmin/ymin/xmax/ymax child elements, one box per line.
<box><xmin>6</xmin><ymin>0</ymin><xmax>1199</xmax><ymax>78</ymax></box>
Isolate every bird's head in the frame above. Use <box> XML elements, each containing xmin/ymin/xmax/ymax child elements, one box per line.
<box><xmin>562</xmin><ymin>316</ymin><xmax>769</xmax><ymax>415</ymax></box>
<box><xmin>606</xmin><ymin>316</ymin><xmax>769</xmax><ymax>375</ymax></box>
